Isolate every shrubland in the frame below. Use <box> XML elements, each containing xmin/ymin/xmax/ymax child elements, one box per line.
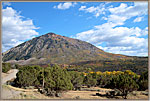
<box><xmin>12</xmin><ymin>65</ymin><xmax>148</xmax><ymax>99</ymax></box>
<box><xmin>2</xmin><ymin>63</ymin><xmax>21</xmax><ymax>73</ymax></box>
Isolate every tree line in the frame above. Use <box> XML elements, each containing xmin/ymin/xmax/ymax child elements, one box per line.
<box><xmin>11</xmin><ymin>64</ymin><xmax>148</xmax><ymax>99</ymax></box>
<box><xmin>70</xmin><ymin>58</ymin><xmax>148</xmax><ymax>75</ymax></box>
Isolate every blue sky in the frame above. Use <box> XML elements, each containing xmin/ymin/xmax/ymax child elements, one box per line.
<box><xmin>2</xmin><ymin>2</ymin><xmax>148</xmax><ymax>56</ymax></box>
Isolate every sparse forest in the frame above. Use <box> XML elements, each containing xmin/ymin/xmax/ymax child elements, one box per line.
<box><xmin>6</xmin><ymin>64</ymin><xmax>147</xmax><ymax>99</ymax></box>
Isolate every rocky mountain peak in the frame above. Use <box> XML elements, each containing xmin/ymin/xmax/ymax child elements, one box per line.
<box><xmin>2</xmin><ymin>32</ymin><xmax>130</xmax><ymax>64</ymax></box>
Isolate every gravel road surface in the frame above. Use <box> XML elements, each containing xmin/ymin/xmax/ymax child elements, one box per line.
<box><xmin>2</xmin><ymin>69</ymin><xmax>21</xmax><ymax>99</ymax></box>
<box><xmin>2</xmin><ymin>69</ymin><xmax>18</xmax><ymax>84</ymax></box>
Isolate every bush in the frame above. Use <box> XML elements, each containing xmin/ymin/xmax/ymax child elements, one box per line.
<box><xmin>110</xmin><ymin>74</ymin><xmax>139</xmax><ymax>99</ymax></box>
<box><xmin>14</xmin><ymin>64</ymin><xmax>73</xmax><ymax>96</ymax></box>
<box><xmin>138</xmin><ymin>71</ymin><xmax>148</xmax><ymax>91</ymax></box>
<box><xmin>14</xmin><ymin>65</ymin><xmax>42</xmax><ymax>88</ymax></box>
<box><xmin>44</xmin><ymin>65</ymin><xmax>73</xmax><ymax>93</ymax></box>
<box><xmin>83</xmin><ymin>73</ymin><xmax>97</xmax><ymax>87</ymax></box>
<box><xmin>68</xmin><ymin>71</ymin><xmax>84</xmax><ymax>90</ymax></box>
<box><xmin>38</xmin><ymin>64</ymin><xmax>73</xmax><ymax>96</ymax></box>
<box><xmin>2</xmin><ymin>63</ymin><xmax>11</xmax><ymax>73</ymax></box>
<box><xmin>98</xmin><ymin>74</ymin><xmax>113</xmax><ymax>88</ymax></box>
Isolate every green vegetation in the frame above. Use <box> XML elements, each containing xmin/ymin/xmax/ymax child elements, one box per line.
<box><xmin>2</xmin><ymin>63</ymin><xmax>22</xmax><ymax>73</ymax></box>
<box><xmin>110</xmin><ymin>73</ymin><xmax>139</xmax><ymax>99</ymax></box>
<box><xmin>68</xmin><ymin>71</ymin><xmax>84</xmax><ymax>90</ymax></box>
<box><xmin>83</xmin><ymin>73</ymin><xmax>97</xmax><ymax>87</ymax></box>
<box><xmin>14</xmin><ymin>65</ymin><xmax>73</xmax><ymax>96</ymax></box>
<box><xmin>43</xmin><ymin>65</ymin><xmax>73</xmax><ymax>96</ymax></box>
<box><xmin>2</xmin><ymin>63</ymin><xmax>11</xmax><ymax>73</ymax></box>
<box><xmin>12</xmin><ymin>64</ymin><xmax>148</xmax><ymax>98</ymax></box>
<box><xmin>69</xmin><ymin>58</ymin><xmax>148</xmax><ymax>75</ymax></box>
<box><xmin>138</xmin><ymin>71</ymin><xmax>148</xmax><ymax>91</ymax></box>
<box><xmin>14</xmin><ymin>65</ymin><xmax>41</xmax><ymax>88</ymax></box>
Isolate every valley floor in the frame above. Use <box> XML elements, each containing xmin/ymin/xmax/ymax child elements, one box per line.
<box><xmin>2</xmin><ymin>85</ymin><xmax>148</xmax><ymax>100</ymax></box>
<box><xmin>1</xmin><ymin>69</ymin><xmax>148</xmax><ymax>100</ymax></box>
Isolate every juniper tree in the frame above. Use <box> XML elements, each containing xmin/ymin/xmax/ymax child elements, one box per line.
<box><xmin>110</xmin><ymin>74</ymin><xmax>139</xmax><ymax>99</ymax></box>
<box><xmin>68</xmin><ymin>71</ymin><xmax>84</xmax><ymax>90</ymax></box>
<box><xmin>14</xmin><ymin>65</ymin><xmax>42</xmax><ymax>88</ymax></box>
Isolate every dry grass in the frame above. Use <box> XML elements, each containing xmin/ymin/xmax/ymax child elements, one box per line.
<box><xmin>6</xmin><ymin>85</ymin><xmax>38</xmax><ymax>92</ymax></box>
<box><xmin>13</xmin><ymin>90</ymin><xmax>148</xmax><ymax>100</ymax></box>
<box><xmin>3</xmin><ymin>85</ymin><xmax>148</xmax><ymax>100</ymax></box>
<box><xmin>62</xmin><ymin>91</ymin><xmax>107</xmax><ymax>99</ymax></box>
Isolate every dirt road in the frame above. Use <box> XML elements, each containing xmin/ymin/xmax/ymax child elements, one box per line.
<box><xmin>2</xmin><ymin>69</ymin><xmax>21</xmax><ymax>99</ymax></box>
<box><xmin>2</xmin><ymin>69</ymin><xmax>18</xmax><ymax>84</ymax></box>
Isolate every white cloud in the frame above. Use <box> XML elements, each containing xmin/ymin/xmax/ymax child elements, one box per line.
<box><xmin>76</xmin><ymin>22</ymin><xmax>148</xmax><ymax>56</ymax></box>
<box><xmin>54</xmin><ymin>2</ymin><xmax>77</xmax><ymax>10</ymax></box>
<box><xmin>109</xmin><ymin>3</ymin><xmax>127</xmax><ymax>14</ymax></box>
<box><xmin>2</xmin><ymin>7</ymin><xmax>39</xmax><ymax>52</ymax></box>
<box><xmin>79</xmin><ymin>6</ymin><xmax>86</xmax><ymax>11</ymax></box>
<box><xmin>142</xmin><ymin>27</ymin><xmax>148</xmax><ymax>36</ymax></box>
<box><xmin>75</xmin><ymin>2</ymin><xmax>148</xmax><ymax>56</ymax></box>
<box><xmin>103</xmin><ymin>2</ymin><xmax>148</xmax><ymax>27</ymax></box>
<box><xmin>133</xmin><ymin>16</ymin><xmax>144</xmax><ymax>22</ymax></box>
<box><xmin>79</xmin><ymin>2</ymin><xmax>147</xmax><ymax>22</ymax></box>
<box><xmin>76</xmin><ymin>22</ymin><xmax>147</xmax><ymax>44</ymax></box>
<box><xmin>3</xmin><ymin>2</ymin><xmax>11</xmax><ymax>6</ymax></box>
<box><xmin>97</xmin><ymin>46</ymin><xmax>147</xmax><ymax>56</ymax></box>
<box><xmin>108</xmin><ymin>2</ymin><xmax>148</xmax><ymax>20</ymax></box>
<box><xmin>107</xmin><ymin>15</ymin><xmax>127</xmax><ymax>25</ymax></box>
<box><xmin>79</xmin><ymin>3</ymin><xmax>106</xmax><ymax>17</ymax></box>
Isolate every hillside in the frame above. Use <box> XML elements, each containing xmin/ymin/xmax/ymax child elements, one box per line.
<box><xmin>2</xmin><ymin>32</ymin><xmax>132</xmax><ymax>65</ymax></box>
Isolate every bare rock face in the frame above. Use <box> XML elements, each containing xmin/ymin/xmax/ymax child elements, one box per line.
<box><xmin>2</xmin><ymin>32</ymin><xmax>130</xmax><ymax>65</ymax></box>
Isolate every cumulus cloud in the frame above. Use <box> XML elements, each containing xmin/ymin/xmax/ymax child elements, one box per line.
<box><xmin>105</xmin><ymin>2</ymin><xmax>148</xmax><ymax>27</ymax></box>
<box><xmin>133</xmin><ymin>17</ymin><xmax>144</xmax><ymax>22</ymax></box>
<box><xmin>109</xmin><ymin>2</ymin><xmax>148</xmax><ymax>17</ymax></box>
<box><xmin>79</xmin><ymin>2</ymin><xmax>147</xmax><ymax>20</ymax></box>
<box><xmin>75</xmin><ymin>2</ymin><xmax>148</xmax><ymax>56</ymax></box>
<box><xmin>79</xmin><ymin>3</ymin><xmax>106</xmax><ymax>17</ymax></box>
<box><xmin>53</xmin><ymin>2</ymin><xmax>77</xmax><ymax>10</ymax></box>
<box><xmin>76</xmin><ymin>23</ymin><xmax>147</xmax><ymax>45</ymax></box>
<box><xmin>76</xmin><ymin>23</ymin><xmax>148</xmax><ymax>56</ymax></box>
<box><xmin>108</xmin><ymin>2</ymin><xmax>147</xmax><ymax>22</ymax></box>
<box><xmin>2</xmin><ymin>7</ymin><xmax>39</xmax><ymax>52</ymax></box>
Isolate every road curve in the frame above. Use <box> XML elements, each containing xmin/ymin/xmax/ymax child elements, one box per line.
<box><xmin>2</xmin><ymin>69</ymin><xmax>19</xmax><ymax>84</ymax></box>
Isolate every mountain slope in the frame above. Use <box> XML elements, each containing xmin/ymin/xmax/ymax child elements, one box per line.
<box><xmin>2</xmin><ymin>32</ymin><xmax>132</xmax><ymax>64</ymax></box>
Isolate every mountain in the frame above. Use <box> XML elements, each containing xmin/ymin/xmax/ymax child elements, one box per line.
<box><xmin>2</xmin><ymin>32</ymin><xmax>132</xmax><ymax>65</ymax></box>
